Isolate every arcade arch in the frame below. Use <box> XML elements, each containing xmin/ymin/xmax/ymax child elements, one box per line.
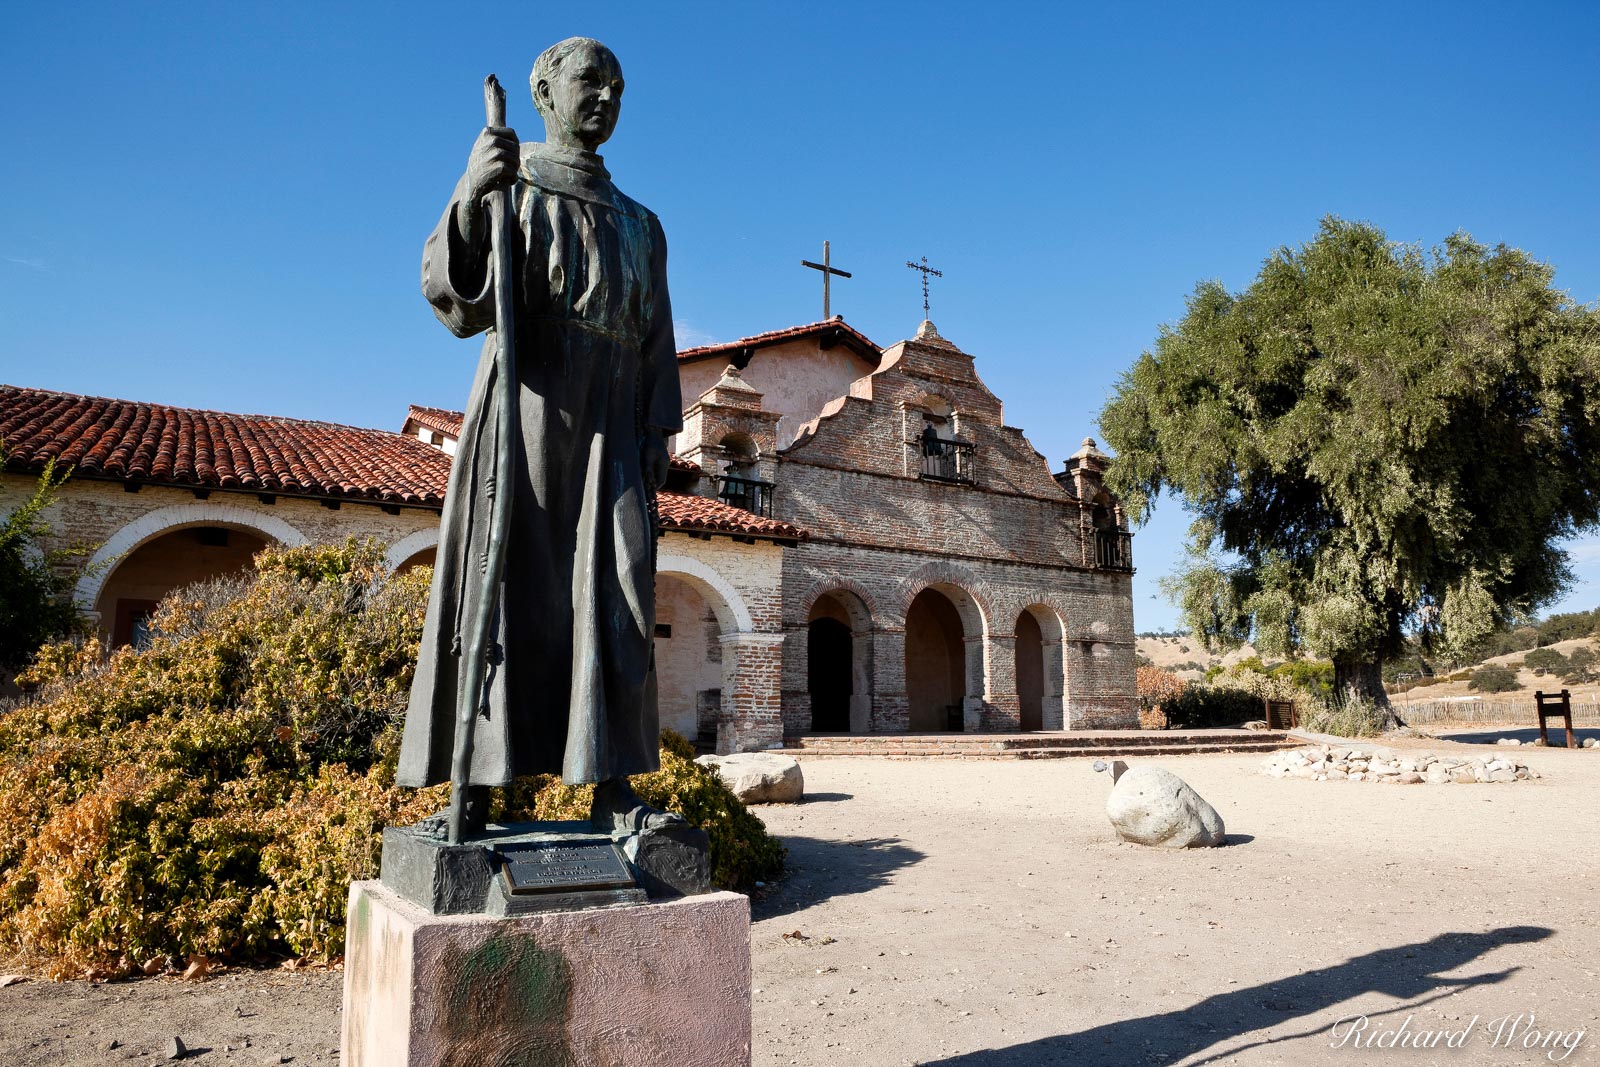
<box><xmin>79</xmin><ymin>503</ymin><xmax>308</xmax><ymax>647</ymax></box>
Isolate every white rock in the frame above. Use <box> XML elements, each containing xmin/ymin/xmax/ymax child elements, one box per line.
<box><xmin>1105</xmin><ymin>766</ymin><xmax>1226</xmax><ymax>848</ymax></box>
<box><xmin>694</xmin><ymin>752</ymin><xmax>804</xmax><ymax>803</ymax></box>
<box><xmin>1584</xmin><ymin>738</ymin><xmax>1597</xmax><ymax>749</ymax></box>
<box><xmin>1489</xmin><ymin>769</ymin><xmax>1517</xmax><ymax>783</ymax></box>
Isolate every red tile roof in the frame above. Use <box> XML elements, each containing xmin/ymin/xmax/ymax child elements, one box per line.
<box><xmin>677</xmin><ymin>319</ymin><xmax>880</xmax><ymax>366</ymax></box>
<box><xmin>1</xmin><ymin>385</ymin><xmax>801</xmax><ymax>542</ymax></box>
<box><xmin>1</xmin><ymin>385</ymin><xmax>451</xmax><ymax>507</ymax></box>
<box><xmin>656</xmin><ymin>492</ymin><xmax>804</xmax><ymax>543</ymax></box>
<box><xmin>403</xmin><ymin>404</ymin><xmax>464</xmax><ymax>438</ymax></box>
<box><xmin>403</xmin><ymin>404</ymin><xmax>702</xmax><ymax>475</ymax></box>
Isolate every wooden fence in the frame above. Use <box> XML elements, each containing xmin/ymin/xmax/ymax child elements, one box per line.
<box><xmin>1396</xmin><ymin>694</ymin><xmax>1600</xmax><ymax>726</ymax></box>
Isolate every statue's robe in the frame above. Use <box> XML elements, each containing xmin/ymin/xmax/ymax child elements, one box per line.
<box><xmin>396</xmin><ymin>141</ymin><xmax>681</xmax><ymax>787</ymax></box>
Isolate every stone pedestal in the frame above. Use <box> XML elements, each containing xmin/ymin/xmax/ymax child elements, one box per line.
<box><xmin>342</xmin><ymin>881</ymin><xmax>751</xmax><ymax>1067</ymax></box>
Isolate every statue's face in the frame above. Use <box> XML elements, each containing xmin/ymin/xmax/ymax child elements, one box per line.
<box><xmin>540</xmin><ymin>43</ymin><xmax>624</xmax><ymax>149</ymax></box>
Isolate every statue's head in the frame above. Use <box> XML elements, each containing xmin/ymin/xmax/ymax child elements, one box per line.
<box><xmin>530</xmin><ymin>37</ymin><xmax>623</xmax><ymax>152</ymax></box>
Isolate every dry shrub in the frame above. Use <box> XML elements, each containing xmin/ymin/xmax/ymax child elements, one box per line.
<box><xmin>1136</xmin><ymin>665</ymin><xmax>1187</xmax><ymax>729</ymax></box>
<box><xmin>0</xmin><ymin>539</ymin><xmax>781</xmax><ymax>977</ymax></box>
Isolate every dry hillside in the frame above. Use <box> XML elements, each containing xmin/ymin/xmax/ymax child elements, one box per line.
<box><xmin>1135</xmin><ymin>635</ymin><xmax>1260</xmax><ymax>680</ymax></box>
<box><xmin>1391</xmin><ymin>636</ymin><xmax>1600</xmax><ymax>713</ymax></box>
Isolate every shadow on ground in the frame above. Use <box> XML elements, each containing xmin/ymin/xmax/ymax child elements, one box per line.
<box><xmin>1438</xmin><ymin>726</ymin><xmax>1597</xmax><ymax>748</ymax></box>
<box><xmin>802</xmin><ymin>792</ymin><xmax>856</xmax><ymax>803</ymax></box>
<box><xmin>754</xmin><ymin>835</ymin><xmax>924</xmax><ymax>920</ymax></box>
<box><xmin>918</xmin><ymin>925</ymin><xmax>1551</xmax><ymax>1066</ymax></box>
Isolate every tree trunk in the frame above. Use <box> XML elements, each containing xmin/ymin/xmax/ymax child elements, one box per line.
<box><xmin>1333</xmin><ymin>651</ymin><xmax>1405</xmax><ymax>729</ymax></box>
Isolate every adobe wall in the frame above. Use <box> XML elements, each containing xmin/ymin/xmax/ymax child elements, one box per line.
<box><xmin>679</xmin><ymin>338</ymin><xmax>877</xmax><ymax>449</ymax></box>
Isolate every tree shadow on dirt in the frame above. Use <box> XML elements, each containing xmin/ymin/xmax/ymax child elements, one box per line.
<box><xmin>917</xmin><ymin>925</ymin><xmax>1551</xmax><ymax>1066</ymax></box>
<box><xmin>754</xmin><ymin>835</ymin><xmax>924</xmax><ymax>920</ymax></box>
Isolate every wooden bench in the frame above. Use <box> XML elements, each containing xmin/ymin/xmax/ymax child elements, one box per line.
<box><xmin>1535</xmin><ymin>689</ymin><xmax>1577</xmax><ymax>748</ymax></box>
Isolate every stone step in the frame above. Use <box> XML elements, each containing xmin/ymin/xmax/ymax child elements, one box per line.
<box><xmin>779</xmin><ymin>733</ymin><xmax>1298</xmax><ymax>760</ymax></box>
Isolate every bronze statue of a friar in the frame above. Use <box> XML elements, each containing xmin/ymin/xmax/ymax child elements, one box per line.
<box><xmin>397</xmin><ymin>37</ymin><xmax>685</xmax><ymax>843</ymax></box>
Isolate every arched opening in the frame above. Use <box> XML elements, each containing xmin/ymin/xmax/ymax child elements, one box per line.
<box><xmin>95</xmin><ymin>525</ymin><xmax>271</xmax><ymax>647</ymax></box>
<box><xmin>1016</xmin><ymin>610</ymin><xmax>1044</xmax><ymax>731</ymax></box>
<box><xmin>653</xmin><ymin>572</ymin><xmax>725</xmax><ymax>744</ymax></box>
<box><xmin>1017</xmin><ymin>604</ymin><xmax>1067</xmax><ymax>731</ymax></box>
<box><xmin>394</xmin><ymin>546</ymin><xmax>437</xmax><ymax>576</ymax></box>
<box><xmin>807</xmin><ymin>594</ymin><xmax>854</xmax><ymax>732</ymax></box>
<box><xmin>718</xmin><ymin>431</ymin><xmax>759</xmax><ymax>477</ymax></box>
<box><xmin>905</xmin><ymin>587</ymin><xmax>968</xmax><ymax>731</ymax></box>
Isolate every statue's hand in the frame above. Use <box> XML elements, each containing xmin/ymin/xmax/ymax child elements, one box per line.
<box><xmin>464</xmin><ymin>125</ymin><xmax>519</xmax><ymax>205</ymax></box>
<box><xmin>641</xmin><ymin>431</ymin><xmax>670</xmax><ymax>491</ymax></box>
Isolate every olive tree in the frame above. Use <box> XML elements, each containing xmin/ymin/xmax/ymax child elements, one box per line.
<box><xmin>1100</xmin><ymin>218</ymin><xmax>1600</xmax><ymax>718</ymax></box>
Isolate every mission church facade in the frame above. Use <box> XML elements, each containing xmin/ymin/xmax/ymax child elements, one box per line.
<box><xmin>1</xmin><ymin>317</ymin><xmax>1136</xmax><ymax>747</ymax></box>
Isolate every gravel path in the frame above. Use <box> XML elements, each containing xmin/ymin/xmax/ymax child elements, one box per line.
<box><xmin>4</xmin><ymin>738</ymin><xmax>1597</xmax><ymax>1065</ymax></box>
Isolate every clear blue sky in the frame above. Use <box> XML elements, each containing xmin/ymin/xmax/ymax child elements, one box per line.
<box><xmin>3</xmin><ymin>1</ymin><xmax>1597</xmax><ymax>632</ymax></box>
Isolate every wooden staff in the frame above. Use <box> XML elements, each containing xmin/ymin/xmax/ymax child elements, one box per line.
<box><xmin>448</xmin><ymin>74</ymin><xmax>518</xmax><ymax>844</ymax></box>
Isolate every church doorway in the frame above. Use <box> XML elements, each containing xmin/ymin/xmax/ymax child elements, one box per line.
<box><xmin>905</xmin><ymin>587</ymin><xmax>967</xmax><ymax>731</ymax></box>
<box><xmin>805</xmin><ymin>589</ymin><xmax>872</xmax><ymax>733</ymax></box>
<box><xmin>1016</xmin><ymin>610</ymin><xmax>1044</xmax><ymax>731</ymax></box>
<box><xmin>94</xmin><ymin>525</ymin><xmax>271</xmax><ymax>648</ymax></box>
<box><xmin>807</xmin><ymin>616</ymin><xmax>852</xmax><ymax>732</ymax></box>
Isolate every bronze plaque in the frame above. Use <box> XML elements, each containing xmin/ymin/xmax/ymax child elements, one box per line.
<box><xmin>496</xmin><ymin>841</ymin><xmax>636</xmax><ymax>895</ymax></box>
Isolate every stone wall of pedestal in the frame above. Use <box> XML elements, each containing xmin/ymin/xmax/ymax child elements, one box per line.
<box><xmin>342</xmin><ymin>882</ymin><xmax>751</xmax><ymax>1067</ymax></box>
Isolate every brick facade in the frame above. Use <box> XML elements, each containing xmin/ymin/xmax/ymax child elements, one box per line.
<box><xmin>678</xmin><ymin>319</ymin><xmax>1138</xmax><ymax>740</ymax></box>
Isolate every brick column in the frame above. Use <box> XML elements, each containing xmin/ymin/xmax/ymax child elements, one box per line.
<box><xmin>779</xmin><ymin>624</ymin><xmax>811</xmax><ymax>737</ymax></box>
<box><xmin>718</xmin><ymin>632</ymin><xmax>786</xmax><ymax>753</ymax></box>
<box><xmin>981</xmin><ymin>633</ymin><xmax>1020</xmax><ymax>732</ymax></box>
<box><xmin>870</xmin><ymin>626</ymin><xmax>909</xmax><ymax>732</ymax></box>
<box><xmin>1065</xmin><ymin>638</ymin><xmax>1138</xmax><ymax>729</ymax></box>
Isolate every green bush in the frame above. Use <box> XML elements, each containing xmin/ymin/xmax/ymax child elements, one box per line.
<box><xmin>1559</xmin><ymin>646</ymin><xmax>1597</xmax><ymax>684</ymax></box>
<box><xmin>0</xmin><ymin>453</ymin><xmax>95</xmax><ymax>676</ymax></box>
<box><xmin>1468</xmin><ymin>665</ymin><xmax>1520</xmax><ymax>693</ymax></box>
<box><xmin>0</xmin><ymin>539</ymin><xmax>782</xmax><ymax>978</ymax></box>
<box><xmin>1522</xmin><ymin>647</ymin><xmax>1567</xmax><ymax>676</ymax></box>
<box><xmin>1160</xmin><ymin>685</ymin><xmax>1264</xmax><ymax>729</ymax></box>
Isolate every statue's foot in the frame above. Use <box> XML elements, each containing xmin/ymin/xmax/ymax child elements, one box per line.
<box><xmin>415</xmin><ymin>785</ymin><xmax>491</xmax><ymax>840</ymax></box>
<box><xmin>591</xmin><ymin>777</ymin><xmax>687</xmax><ymax>834</ymax></box>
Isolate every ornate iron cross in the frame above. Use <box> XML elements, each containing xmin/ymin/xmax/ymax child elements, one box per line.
<box><xmin>906</xmin><ymin>256</ymin><xmax>942</xmax><ymax>318</ymax></box>
<box><xmin>801</xmin><ymin>240</ymin><xmax>852</xmax><ymax>320</ymax></box>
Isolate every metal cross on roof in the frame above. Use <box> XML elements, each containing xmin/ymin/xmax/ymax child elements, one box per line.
<box><xmin>801</xmin><ymin>240</ymin><xmax>852</xmax><ymax>320</ymax></box>
<box><xmin>906</xmin><ymin>256</ymin><xmax>943</xmax><ymax>318</ymax></box>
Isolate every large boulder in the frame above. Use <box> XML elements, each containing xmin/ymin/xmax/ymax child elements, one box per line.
<box><xmin>694</xmin><ymin>752</ymin><xmax>804</xmax><ymax>803</ymax></box>
<box><xmin>1105</xmin><ymin>765</ymin><xmax>1226</xmax><ymax>848</ymax></box>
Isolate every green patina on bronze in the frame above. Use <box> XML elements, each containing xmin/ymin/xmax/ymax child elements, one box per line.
<box><xmin>435</xmin><ymin>932</ymin><xmax>575</xmax><ymax>1066</ymax></box>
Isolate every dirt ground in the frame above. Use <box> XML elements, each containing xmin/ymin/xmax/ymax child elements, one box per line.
<box><xmin>3</xmin><ymin>730</ymin><xmax>1598</xmax><ymax>1066</ymax></box>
